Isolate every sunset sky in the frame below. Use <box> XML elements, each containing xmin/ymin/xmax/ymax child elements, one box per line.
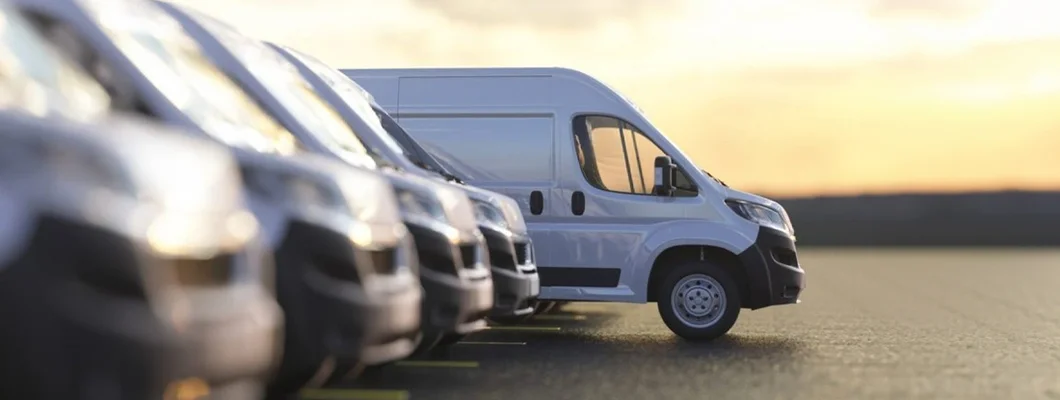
<box><xmin>170</xmin><ymin>0</ymin><xmax>1060</xmax><ymax>197</ymax></box>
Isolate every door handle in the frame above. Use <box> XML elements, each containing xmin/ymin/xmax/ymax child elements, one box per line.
<box><xmin>530</xmin><ymin>190</ymin><xmax>543</xmax><ymax>215</ymax></box>
<box><xmin>571</xmin><ymin>191</ymin><xmax>585</xmax><ymax>216</ymax></box>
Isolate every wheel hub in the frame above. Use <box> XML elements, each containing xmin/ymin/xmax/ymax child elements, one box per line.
<box><xmin>670</xmin><ymin>274</ymin><xmax>727</xmax><ymax>328</ymax></box>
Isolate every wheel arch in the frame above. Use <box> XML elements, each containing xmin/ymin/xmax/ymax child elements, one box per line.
<box><xmin>645</xmin><ymin>244</ymin><xmax>752</xmax><ymax>306</ymax></box>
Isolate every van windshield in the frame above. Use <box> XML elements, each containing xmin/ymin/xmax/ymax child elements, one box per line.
<box><xmin>186</xmin><ymin>11</ymin><xmax>370</xmax><ymax>158</ymax></box>
<box><xmin>80</xmin><ymin>0</ymin><xmax>299</xmax><ymax>154</ymax></box>
<box><xmin>0</xmin><ymin>5</ymin><xmax>108</xmax><ymax>120</ymax></box>
<box><xmin>280</xmin><ymin>46</ymin><xmax>409</xmax><ymax>157</ymax></box>
<box><xmin>604</xmin><ymin>80</ymin><xmax>720</xmax><ymax>183</ymax></box>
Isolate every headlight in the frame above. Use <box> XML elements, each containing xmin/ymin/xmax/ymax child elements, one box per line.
<box><xmin>395</xmin><ymin>188</ymin><xmax>447</xmax><ymax>223</ymax></box>
<box><xmin>3</xmin><ymin>132</ymin><xmax>135</xmax><ymax>197</ymax></box>
<box><xmin>241</xmin><ymin>165</ymin><xmax>350</xmax><ymax>217</ymax></box>
<box><xmin>726</xmin><ymin>199</ymin><xmax>792</xmax><ymax>235</ymax></box>
<box><xmin>472</xmin><ymin>199</ymin><xmax>508</xmax><ymax>230</ymax></box>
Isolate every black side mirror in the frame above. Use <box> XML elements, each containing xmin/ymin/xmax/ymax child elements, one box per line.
<box><xmin>653</xmin><ymin>155</ymin><xmax>676</xmax><ymax>196</ymax></box>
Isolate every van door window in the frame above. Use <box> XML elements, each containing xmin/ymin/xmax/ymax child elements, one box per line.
<box><xmin>574</xmin><ymin>115</ymin><xmax>697</xmax><ymax>197</ymax></box>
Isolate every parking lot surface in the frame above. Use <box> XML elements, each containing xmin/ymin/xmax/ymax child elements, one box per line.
<box><xmin>309</xmin><ymin>249</ymin><xmax>1060</xmax><ymax>400</ymax></box>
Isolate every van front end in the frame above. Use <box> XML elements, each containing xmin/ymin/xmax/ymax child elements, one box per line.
<box><xmin>115</xmin><ymin>121</ymin><xmax>285</xmax><ymax>399</ymax></box>
<box><xmin>725</xmin><ymin>198</ymin><xmax>805</xmax><ymax>309</ymax></box>
<box><xmin>387</xmin><ymin>174</ymin><xmax>494</xmax><ymax>353</ymax></box>
<box><xmin>235</xmin><ymin>152</ymin><xmax>421</xmax><ymax>396</ymax></box>
<box><xmin>0</xmin><ymin>114</ymin><xmax>280</xmax><ymax>400</ymax></box>
<box><xmin>466</xmin><ymin>194</ymin><xmax>540</xmax><ymax>320</ymax></box>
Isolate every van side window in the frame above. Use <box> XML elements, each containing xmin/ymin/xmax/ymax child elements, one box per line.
<box><xmin>573</xmin><ymin>115</ymin><xmax>697</xmax><ymax>197</ymax></box>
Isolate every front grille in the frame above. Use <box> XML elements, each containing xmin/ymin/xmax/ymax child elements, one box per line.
<box><xmin>368</xmin><ymin>248</ymin><xmax>397</xmax><ymax>275</ymax></box>
<box><xmin>458</xmin><ymin>244</ymin><xmax>478</xmax><ymax>269</ymax></box>
<box><xmin>171</xmin><ymin>254</ymin><xmax>235</xmax><ymax>287</ymax></box>
<box><xmin>771</xmin><ymin>247</ymin><xmax>798</xmax><ymax>267</ymax></box>
<box><xmin>514</xmin><ymin>243</ymin><xmax>531</xmax><ymax>265</ymax></box>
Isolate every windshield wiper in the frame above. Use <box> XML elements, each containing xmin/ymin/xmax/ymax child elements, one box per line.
<box><xmin>413</xmin><ymin>160</ymin><xmax>463</xmax><ymax>184</ymax></box>
<box><xmin>368</xmin><ymin>150</ymin><xmax>401</xmax><ymax>171</ymax></box>
<box><xmin>702</xmin><ymin>169</ymin><xmax>727</xmax><ymax>187</ymax></box>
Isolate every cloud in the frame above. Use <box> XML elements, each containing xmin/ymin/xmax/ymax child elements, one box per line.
<box><xmin>869</xmin><ymin>0</ymin><xmax>989</xmax><ymax>20</ymax></box>
<box><xmin>406</xmin><ymin>0</ymin><xmax>688</xmax><ymax>31</ymax></box>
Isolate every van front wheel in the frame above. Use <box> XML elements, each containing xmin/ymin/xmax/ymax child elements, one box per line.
<box><xmin>656</xmin><ymin>262</ymin><xmax>741</xmax><ymax>341</ymax></box>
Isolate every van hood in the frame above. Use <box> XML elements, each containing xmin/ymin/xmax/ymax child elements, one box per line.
<box><xmin>455</xmin><ymin>183</ymin><xmax>528</xmax><ymax>236</ymax></box>
<box><xmin>382</xmin><ymin>170</ymin><xmax>478</xmax><ymax>235</ymax></box>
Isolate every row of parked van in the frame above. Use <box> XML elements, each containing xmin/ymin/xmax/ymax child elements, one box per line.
<box><xmin>0</xmin><ymin>0</ymin><xmax>806</xmax><ymax>398</ymax></box>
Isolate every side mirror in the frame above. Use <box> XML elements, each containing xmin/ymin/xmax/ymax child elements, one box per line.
<box><xmin>653</xmin><ymin>155</ymin><xmax>676</xmax><ymax>196</ymax></box>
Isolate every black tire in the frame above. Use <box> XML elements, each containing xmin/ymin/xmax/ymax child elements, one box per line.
<box><xmin>487</xmin><ymin>313</ymin><xmax>533</xmax><ymax>325</ymax></box>
<box><xmin>435</xmin><ymin>333</ymin><xmax>466</xmax><ymax>347</ymax></box>
<box><xmin>411</xmin><ymin>331</ymin><xmax>445</xmax><ymax>356</ymax></box>
<box><xmin>656</xmin><ymin>261</ymin><xmax>741</xmax><ymax>341</ymax></box>
<box><xmin>533</xmin><ymin>301</ymin><xmax>556</xmax><ymax>315</ymax></box>
<box><xmin>324</xmin><ymin>360</ymin><xmax>364</xmax><ymax>386</ymax></box>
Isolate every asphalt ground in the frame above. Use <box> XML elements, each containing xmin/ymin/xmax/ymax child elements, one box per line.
<box><xmin>303</xmin><ymin>249</ymin><xmax>1060</xmax><ymax>400</ymax></box>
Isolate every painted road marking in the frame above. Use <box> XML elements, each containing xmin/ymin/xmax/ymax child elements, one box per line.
<box><xmin>484</xmin><ymin>326</ymin><xmax>562</xmax><ymax>332</ymax></box>
<box><xmin>456</xmin><ymin>341</ymin><xmax>527</xmax><ymax>345</ymax></box>
<box><xmin>300</xmin><ymin>389</ymin><xmax>409</xmax><ymax>400</ymax></box>
<box><xmin>533</xmin><ymin>314</ymin><xmax>588</xmax><ymax>321</ymax></box>
<box><xmin>394</xmin><ymin>360</ymin><xmax>480</xmax><ymax>368</ymax></box>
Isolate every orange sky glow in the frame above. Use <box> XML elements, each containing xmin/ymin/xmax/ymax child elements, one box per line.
<box><xmin>172</xmin><ymin>0</ymin><xmax>1060</xmax><ymax>196</ymax></box>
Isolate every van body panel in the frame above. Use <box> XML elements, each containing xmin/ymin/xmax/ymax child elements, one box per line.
<box><xmin>346</xmin><ymin>67</ymin><xmax>802</xmax><ymax>305</ymax></box>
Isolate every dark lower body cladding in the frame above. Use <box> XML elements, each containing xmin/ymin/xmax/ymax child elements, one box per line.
<box><xmin>490</xmin><ymin>267</ymin><xmax>540</xmax><ymax>317</ymax></box>
<box><xmin>419</xmin><ymin>268</ymin><xmax>493</xmax><ymax>335</ymax></box>
<box><xmin>0</xmin><ymin>216</ymin><xmax>182</xmax><ymax>400</ymax></box>
<box><xmin>738</xmin><ymin>226</ymin><xmax>806</xmax><ymax>310</ymax></box>
<box><xmin>406</xmin><ymin>221</ymin><xmax>493</xmax><ymax>335</ymax></box>
<box><xmin>479</xmin><ymin>227</ymin><xmax>540</xmax><ymax>317</ymax></box>
<box><xmin>266</xmin><ymin>221</ymin><xmax>374</xmax><ymax>397</ymax></box>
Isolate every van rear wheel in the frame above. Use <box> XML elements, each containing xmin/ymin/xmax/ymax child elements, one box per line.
<box><xmin>656</xmin><ymin>261</ymin><xmax>740</xmax><ymax>341</ymax></box>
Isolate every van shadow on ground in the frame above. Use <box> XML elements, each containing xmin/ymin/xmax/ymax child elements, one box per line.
<box><xmin>334</xmin><ymin>303</ymin><xmax>807</xmax><ymax>398</ymax></box>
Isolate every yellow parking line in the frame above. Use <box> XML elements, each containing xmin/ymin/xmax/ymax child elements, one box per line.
<box><xmin>532</xmin><ymin>314</ymin><xmax>587</xmax><ymax>321</ymax></box>
<box><xmin>300</xmin><ymin>388</ymin><xmax>410</xmax><ymax>400</ymax></box>
<box><xmin>393</xmin><ymin>360</ymin><xmax>480</xmax><ymax>368</ymax></box>
<box><xmin>484</xmin><ymin>326</ymin><xmax>561</xmax><ymax>332</ymax></box>
<box><xmin>456</xmin><ymin>341</ymin><xmax>527</xmax><ymax>345</ymax></box>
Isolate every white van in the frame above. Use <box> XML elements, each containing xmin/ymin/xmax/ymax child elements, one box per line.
<box><xmin>344</xmin><ymin>67</ymin><xmax>806</xmax><ymax>340</ymax></box>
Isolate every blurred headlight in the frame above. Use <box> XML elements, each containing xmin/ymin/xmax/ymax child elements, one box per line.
<box><xmin>43</xmin><ymin>135</ymin><xmax>134</xmax><ymax>196</ymax></box>
<box><xmin>472</xmin><ymin>199</ymin><xmax>508</xmax><ymax>230</ymax></box>
<box><xmin>726</xmin><ymin>199</ymin><xmax>793</xmax><ymax>235</ymax></box>
<box><xmin>241</xmin><ymin>165</ymin><xmax>351</xmax><ymax>217</ymax></box>
<box><xmin>395</xmin><ymin>188</ymin><xmax>446</xmax><ymax>224</ymax></box>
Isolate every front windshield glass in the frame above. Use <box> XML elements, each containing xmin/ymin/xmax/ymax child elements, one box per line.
<box><xmin>603</xmin><ymin>79</ymin><xmax>715</xmax><ymax>181</ymax></box>
<box><xmin>78</xmin><ymin>0</ymin><xmax>299</xmax><ymax>154</ymax></box>
<box><xmin>185</xmin><ymin>10</ymin><xmax>369</xmax><ymax>157</ymax></box>
<box><xmin>280</xmin><ymin>46</ymin><xmax>409</xmax><ymax>156</ymax></box>
<box><xmin>0</xmin><ymin>5</ymin><xmax>108</xmax><ymax>120</ymax></box>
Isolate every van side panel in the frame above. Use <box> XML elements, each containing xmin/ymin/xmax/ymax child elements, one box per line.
<box><xmin>350</xmin><ymin>76</ymin><xmax>400</xmax><ymax>110</ymax></box>
<box><xmin>397</xmin><ymin>117</ymin><xmax>553</xmax><ymax>186</ymax></box>
<box><xmin>398</xmin><ymin>76</ymin><xmax>552</xmax><ymax>110</ymax></box>
<box><xmin>394</xmin><ymin>75</ymin><xmax>558</xmax><ymax>268</ymax></box>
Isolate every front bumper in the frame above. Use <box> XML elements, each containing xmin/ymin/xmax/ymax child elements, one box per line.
<box><xmin>176</xmin><ymin>287</ymin><xmax>283</xmax><ymax>385</ymax></box>
<box><xmin>270</xmin><ymin>220</ymin><xmax>397</xmax><ymax>386</ymax></box>
<box><xmin>357</xmin><ymin>273</ymin><xmax>422</xmax><ymax>365</ymax></box>
<box><xmin>480</xmin><ymin>226</ymin><xmax>540</xmax><ymax>317</ymax></box>
<box><xmin>738</xmin><ymin>226</ymin><xmax>806</xmax><ymax>310</ymax></box>
<box><xmin>0</xmin><ymin>216</ymin><xmax>183</xmax><ymax>399</ymax></box>
<box><xmin>404</xmin><ymin>221</ymin><xmax>494</xmax><ymax>334</ymax></box>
